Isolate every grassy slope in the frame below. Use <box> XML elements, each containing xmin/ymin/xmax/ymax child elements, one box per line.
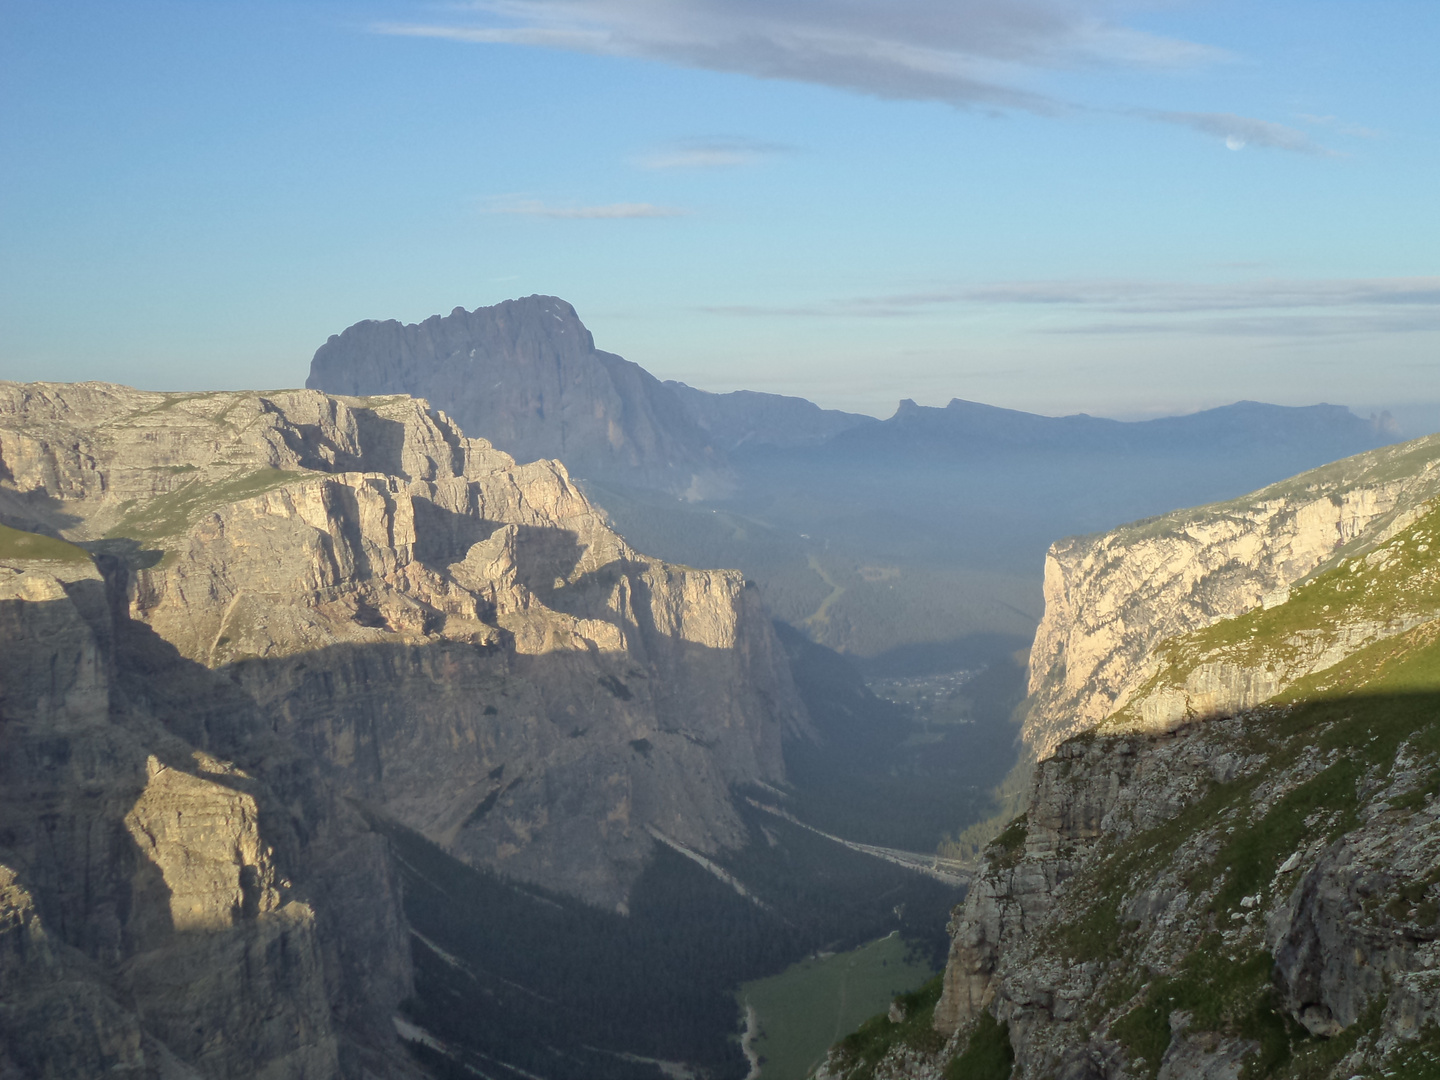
<box><xmin>105</xmin><ymin>468</ymin><xmax>304</xmax><ymax>543</ymax></box>
<box><xmin>0</xmin><ymin>523</ymin><xmax>92</xmax><ymax>563</ymax></box>
<box><xmin>1061</xmin><ymin>629</ymin><xmax>1440</xmax><ymax>1080</ymax></box>
<box><xmin>1044</xmin><ymin>512</ymin><xmax>1440</xmax><ymax>1080</ymax></box>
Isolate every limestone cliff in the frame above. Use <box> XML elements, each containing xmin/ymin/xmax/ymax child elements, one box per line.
<box><xmin>1026</xmin><ymin>433</ymin><xmax>1440</xmax><ymax>759</ymax></box>
<box><xmin>816</xmin><ymin>497</ymin><xmax>1440</xmax><ymax>1079</ymax></box>
<box><xmin>0</xmin><ymin>541</ymin><xmax>417</xmax><ymax>1079</ymax></box>
<box><xmin>0</xmin><ymin>381</ymin><xmax>807</xmax><ymax>909</ymax></box>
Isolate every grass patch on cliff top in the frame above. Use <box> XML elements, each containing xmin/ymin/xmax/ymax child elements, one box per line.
<box><xmin>106</xmin><ymin>468</ymin><xmax>304</xmax><ymax>542</ymax></box>
<box><xmin>0</xmin><ymin>523</ymin><xmax>92</xmax><ymax>563</ymax></box>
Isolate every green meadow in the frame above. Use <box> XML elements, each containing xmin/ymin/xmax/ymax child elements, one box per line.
<box><xmin>739</xmin><ymin>933</ymin><xmax>934</xmax><ymax>1080</ymax></box>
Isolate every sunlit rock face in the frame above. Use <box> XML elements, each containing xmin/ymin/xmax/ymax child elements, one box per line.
<box><xmin>1025</xmin><ymin>432</ymin><xmax>1440</xmax><ymax>759</ymax></box>
<box><xmin>0</xmin><ymin>381</ymin><xmax>807</xmax><ymax>908</ymax></box>
<box><xmin>306</xmin><ymin>294</ymin><xmax>734</xmax><ymax>498</ymax></box>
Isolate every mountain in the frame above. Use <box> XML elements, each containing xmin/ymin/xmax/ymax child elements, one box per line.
<box><xmin>811</xmin><ymin>438</ymin><xmax>1440</xmax><ymax>1080</ymax></box>
<box><xmin>663</xmin><ymin>381</ymin><xmax>876</xmax><ymax>451</ymax></box>
<box><xmin>0</xmin><ymin>381</ymin><xmax>807</xmax><ymax>910</ymax></box>
<box><xmin>0</xmin><ymin>380</ymin><xmax>819</xmax><ymax>1078</ymax></box>
<box><xmin>306</xmin><ymin>296</ymin><xmax>731</xmax><ymax>498</ymax></box>
<box><xmin>304</xmin><ymin>296</ymin><xmax>1399</xmax><ymax>665</ymax></box>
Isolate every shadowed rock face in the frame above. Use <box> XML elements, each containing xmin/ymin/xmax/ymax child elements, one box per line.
<box><xmin>0</xmin><ymin>381</ymin><xmax>807</xmax><ymax>911</ymax></box>
<box><xmin>0</xmin><ymin>555</ymin><xmax>418</xmax><ymax>1080</ymax></box>
<box><xmin>306</xmin><ymin>295</ymin><xmax>733</xmax><ymax>498</ymax></box>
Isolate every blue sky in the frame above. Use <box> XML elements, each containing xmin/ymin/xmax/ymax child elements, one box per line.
<box><xmin>2</xmin><ymin>1</ymin><xmax>1436</xmax><ymax>421</ymax></box>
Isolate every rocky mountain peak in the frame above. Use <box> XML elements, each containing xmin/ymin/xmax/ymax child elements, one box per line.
<box><xmin>307</xmin><ymin>296</ymin><xmax>732</xmax><ymax>497</ymax></box>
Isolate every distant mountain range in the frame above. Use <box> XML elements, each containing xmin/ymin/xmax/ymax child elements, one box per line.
<box><xmin>307</xmin><ymin>296</ymin><xmax>1401</xmax><ymax>661</ymax></box>
<box><xmin>833</xmin><ymin>396</ymin><xmax>1385</xmax><ymax>463</ymax></box>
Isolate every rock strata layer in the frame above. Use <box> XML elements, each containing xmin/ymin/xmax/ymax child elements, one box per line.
<box><xmin>0</xmin><ymin>381</ymin><xmax>807</xmax><ymax>909</ymax></box>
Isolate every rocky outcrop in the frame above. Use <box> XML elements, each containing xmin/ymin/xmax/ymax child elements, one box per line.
<box><xmin>1026</xmin><ymin>433</ymin><xmax>1440</xmax><ymax>758</ymax></box>
<box><xmin>921</xmin><ymin>681</ymin><xmax>1440</xmax><ymax>1079</ymax></box>
<box><xmin>0</xmin><ymin>550</ymin><xmax>417</xmax><ymax>1079</ymax></box>
<box><xmin>0</xmin><ymin>381</ymin><xmax>808</xmax><ymax>909</ymax></box>
<box><xmin>305</xmin><ymin>296</ymin><xmax>732</xmax><ymax>497</ymax></box>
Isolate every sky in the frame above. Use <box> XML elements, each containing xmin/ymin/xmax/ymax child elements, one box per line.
<box><xmin>2</xmin><ymin>0</ymin><xmax>1437</xmax><ymax>422</ymax></box>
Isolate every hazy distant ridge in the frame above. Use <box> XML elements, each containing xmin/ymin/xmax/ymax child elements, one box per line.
<box><xmin>832</xmin><ymin>396</ymin><xmax>1390</xmax><ymax>460</ymax></box>
<box><xmin>664</xmin><ymin>380</ymin><xmax>876</xmax><ymax>450</ymax></box>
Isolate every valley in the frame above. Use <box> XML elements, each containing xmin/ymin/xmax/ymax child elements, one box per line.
<box><xmin>0</xmin><ymin>302</ymin><xmax>1433</xmax><ymax>1080</ymax></box>
<box><xmin>10</xmin><ymin>1</ymin><xmax>1439</xmax><ymax>1075</ymax></box>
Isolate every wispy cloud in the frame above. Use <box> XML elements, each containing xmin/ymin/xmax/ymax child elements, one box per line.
<box><xmin>1050</xmin><ymin>312</ymin><xmax>1440</xmax><ymax>338</ymax></box>
<box><xmin>485</xmin><ymin>197</ymin><xmax>685</xmax><ymax>219</ymax></box>
<box><xmin>1141</xmin><ymin>111</ymin><xmax>1337</xmax><ymax>155</ymax></box>
<box><xmin>376</xmin><ymin>4</ymin><xmax>1372</xmax><ymax>157</ymax></box>
<box><xmin>1297</xmin><ymin>113</ymin><xmax>1382</xmax><ymax>139</ymax></box>
<box><xmin>635</xmin><ymin>137</ymin><xmax>791</xmax><ymax>170</ymax></box>
<box><xmin>965</xmin><ymin>278</ymin><xmax>1440</xmax><ymax>312</ymax></box>
<box><xmin>375</xmin><ymin>0</ymin><xmax>1227</xmax><ymax>117</ymax></box>
<box><xmin>702</xmin><ymin>277</ymin><xmax>1440</xmax><ymax>336</ymax></box>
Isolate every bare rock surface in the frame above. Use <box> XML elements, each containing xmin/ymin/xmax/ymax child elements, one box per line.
<box><xmin>0</xmin><ymin>380</ymin><xmax>807</xmax><ymax>906</ymax></box>
<box><xmin>0</xmin><ymin>552</ymin><xmax>417</xmax><ymax>1079</ymax></box>
<box><xmin>1026</xmin><ymin>433</ymin><xmax>1440</xmax><ymax>758</ymax></box>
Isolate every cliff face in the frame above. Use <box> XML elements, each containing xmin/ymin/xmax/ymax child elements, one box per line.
<box><xmin>0</xmin><ymin>381</ymin><xmax>807</xmax><ymax>910</ymax></box>
<box><xmin>306</xmin><ymin>296</ymin><xmax>732</xmax><ymax>498</ymax></box>
<box><xmin>817</xmin><ymin>501</ymin><xmax>1440</xmax><ymax>1080</ymax></box>
<box><xmin>1026</xmin><ymin>434</ymin><xmax>1440</xmax><ymax>759</ymax></box>
<box><xmin>0</xmin><ymin>544</ymin><xmax>417</xmax><ymax>1079</ymax></box>
<box><xmin>813</xmin><ymin>441</ymin><xmax>1440</xmax><ymax>1080</ymax></box>
<box><xmin>926</xmin><ymin>680</ymin><xmax>1440</xmax><ymax>1080</ymax></box>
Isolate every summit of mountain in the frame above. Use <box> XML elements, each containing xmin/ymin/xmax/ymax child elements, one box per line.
<box><xmin>306</xmin><ymin>295</ymin><xmax>731</xmax><ymax>498</ymax></box>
